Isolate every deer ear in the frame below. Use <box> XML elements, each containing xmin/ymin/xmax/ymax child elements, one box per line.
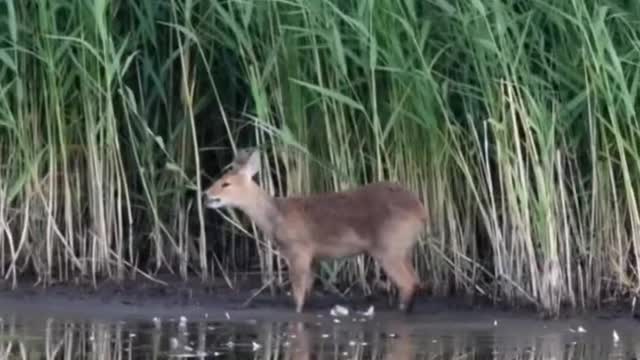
<box><xmin>234</xmin><ymin>148</ymin><xmax>261</xmax><ymax>178</ymax></box>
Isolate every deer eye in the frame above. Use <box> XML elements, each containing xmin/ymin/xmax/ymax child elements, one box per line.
<box><xmin>221</xmin><ymin>182</ymin><xmax>231</xmax><ymax>188</ymax></box>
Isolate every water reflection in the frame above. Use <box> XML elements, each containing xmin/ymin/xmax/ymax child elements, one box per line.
<box><xmin>0</xmin><ymin>313</ymin><xmax>637</xmax><ymax>359</ymax></box>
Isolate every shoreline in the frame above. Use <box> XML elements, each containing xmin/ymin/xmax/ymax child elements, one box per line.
<box><xmin>0</xmin><ymin>275</ymin><xmax>636</xmax><ymax>324</ymax></box>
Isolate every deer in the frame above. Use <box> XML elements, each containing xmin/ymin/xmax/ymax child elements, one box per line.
<box><xmin>203</xmin><ymin>148</ymin><xmax>427</xmax><ymax>313</ymax></box>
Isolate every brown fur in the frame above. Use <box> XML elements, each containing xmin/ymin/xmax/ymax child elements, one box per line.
<box><xmin>204</xmin><ymin>149</ymin><xmax>427</xmax><ymax>313</ymax></box>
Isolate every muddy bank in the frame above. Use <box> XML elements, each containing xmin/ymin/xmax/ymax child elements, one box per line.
<box><xmin>1</xmin><ymin>276</ymin><xmax>639</xmax><ymax>360</ymax></box>
<box><xmin>0</xmin><ymin>275</ymin><xmax>636</xmax><ymax>324</ymax></box>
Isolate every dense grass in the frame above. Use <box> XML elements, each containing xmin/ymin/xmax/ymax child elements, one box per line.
<box><xmin>1</xmin><ymin>0</ymin><xmax>640</xmax><ymax>315</ymax></box>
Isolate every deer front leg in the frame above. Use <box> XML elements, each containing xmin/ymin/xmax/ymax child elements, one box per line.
<box><xmin>288</xmin><ymin>252</ymin><xmax>313</xmax><ymax>313</ymax></box>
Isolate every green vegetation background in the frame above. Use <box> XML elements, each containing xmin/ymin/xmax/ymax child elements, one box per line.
<box><xmin>1</xmin><ymin>0</ymin><xmax>639</xmax><ymax>315</ymax></box>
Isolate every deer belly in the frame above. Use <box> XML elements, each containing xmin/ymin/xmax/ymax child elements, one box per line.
<box><xmin>313</xmin><ymin>230</ymin><xmax>370</xmax><ymax>259</ymax></box>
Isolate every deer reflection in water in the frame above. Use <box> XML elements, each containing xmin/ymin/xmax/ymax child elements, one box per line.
<box><xmin>282</xmin><ymin>319</ymin><xmax>414</xmax><ymax>360</ymax></box>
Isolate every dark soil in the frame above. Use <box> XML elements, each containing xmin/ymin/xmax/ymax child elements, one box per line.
<box><xmin>0</xmin><ymin>274</ymin><xmax>636</xmax><ymax>324</ymax></box>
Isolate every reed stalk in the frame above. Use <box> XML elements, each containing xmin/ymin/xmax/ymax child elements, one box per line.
<box><xmin>1</xmin><ymin>0</ymin><xmax>640</xmax><ymax>315</ymax></box>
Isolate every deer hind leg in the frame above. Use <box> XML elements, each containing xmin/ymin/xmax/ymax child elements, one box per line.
<box><xmin>377</xmin><ymin>254</ymin><xmax>419</xmax><ymax>313</ymax></box>
<box><xmin>288</xmin><ymin>253</ymin><xmax>313</xmax><ymax>313</ymax></box>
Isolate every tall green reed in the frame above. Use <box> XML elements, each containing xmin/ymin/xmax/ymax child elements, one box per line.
<box><xmin>1</xmin><ymin>0</ymin><xmax>640</xmax><ymax>315</ymax></box>
<box><xmin>0</xmin><ymin>0</ymin><xmax>236</xmax><ymax>288</ymax></box>
<box><xmin>206</xmin><ymin>0</ymin><xmax>640</xmax><ymax>314</ymax></box>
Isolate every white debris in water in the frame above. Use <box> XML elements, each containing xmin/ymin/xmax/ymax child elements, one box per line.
<box><xmin>152</xmin><ymin>317</ymin><xmax>161</xmax><ymax>328</ymax></box>
<box><xmin>321</xmin><ymin>333</ymin><xmax>330</xmax><ymax>339</ymax></box>
<box><xmin>431</xmin><ymin>339</ymin><xmax>438</xmax><ymax>343</ymax></box>
<box><xmin>330</xmin><ymin>305</ymin><xmax>350</xmax><ymax>317</ymax></box>
<box><xmin>333</xmin><ymin>318</ymin><xmax>341</xmax><ymax>324</ymax></box>
<box><xmin>388</xmin><ymin>333</ymin><xmax>397</xmax><ymax>338</ymax></box>
<box><xmin>493</xmin><ymin>320</ymin><xmax>498</xmax><ymax>326</ymax></box>
<box><xmin>342</xmin><ymin>351</ymin><xmax>348</xmax><ymax>356</ymax></box>
<box><xmin>613</xmin><ymin>330</ymin><xmax>620</xmax><ymax>344</ymax></box>
<box><xmin>170</xmin><ymin>337</ymin><xmax>179</xmax><ymax>349</ymax></box>
<box><xmin>129</xmin><ymin>333</ymin><xmax>136</xmax><ymax>338</ymax></box>
<box><xmin>577</xmin><ymin>326</ymin><xmax>587</xmax><ymax>333</ymax></box>
<box><xmin>567</xmin><ymin>325</ymin><xmax>588</xmax><ymax>333</ymax></box>
<box><xmin>179</xmin><ymin>316</ymin><xmax>187</xmax><ymax>329</ymax></box>
<box><xmin>205</xmin><ymin>313</ymin><xmax>209</xmax><ymax>318</ymax></box>
<box><xmin>252</xmin><ymin>341</ymin><xmax>262</xmax><ymax>351</ymax></box>
<box><xmin>213</xmin><ymin>351</ymin><xmax>222</xmax><ymax>357</ymax></box>
<box><xmin>226</xmin><ymin>340</ymin><xmax>235</xmax><ymax>349</ymax></box>
<box><xmin>349</xmin><ymin>340</ymin><xmax>357</xmax><ymax>347</ymax></box>
<box><xmin>184</xmin><ymin>345</ymin><xmax>194</xmax><ymax>351</ymax></box>
<box><xmin>225</xmin><ymin>312</ymin><xmax>231</xmax><ymax>320</ymax></box>
<box><xmin>362</xmin><ymin>305</ymin><xmax>375</xmax><ymax>317</ymax></box>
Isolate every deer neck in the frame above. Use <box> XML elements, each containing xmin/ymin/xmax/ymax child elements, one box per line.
<box><xmin>239</xmin><ymin>187</ymin><xmax>281</xmax><ymax>237</ymax></box>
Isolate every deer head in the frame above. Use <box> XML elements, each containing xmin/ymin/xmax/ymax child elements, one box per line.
<box><xmin>203</xmin><ymin>148</ymin><xmax>262</xmax><ymax>210</ymax></box>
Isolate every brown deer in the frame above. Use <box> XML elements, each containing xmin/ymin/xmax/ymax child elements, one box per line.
<box><xmin>203</xmin><ymin>148</ymin><xmax>427</xmax><ymax>313</ymax></box>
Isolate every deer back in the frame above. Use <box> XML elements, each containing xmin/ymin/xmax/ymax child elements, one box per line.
<box><xmin>271</xmin><ymin>182</ymin><xmax>427</xmax><ymax>258</ymax></box>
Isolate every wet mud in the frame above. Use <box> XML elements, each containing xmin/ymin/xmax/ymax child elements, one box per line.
<box><xmin>0</xmin><ymin>275</ymin><xmax>639</xmax><ymax>359</ymax></box>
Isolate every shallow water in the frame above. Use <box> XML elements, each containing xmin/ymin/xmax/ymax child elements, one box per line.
<box><xmin>0</xmin><ymin>308</ymin><xmax>639</xmax><ymax>359</ymax></box>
